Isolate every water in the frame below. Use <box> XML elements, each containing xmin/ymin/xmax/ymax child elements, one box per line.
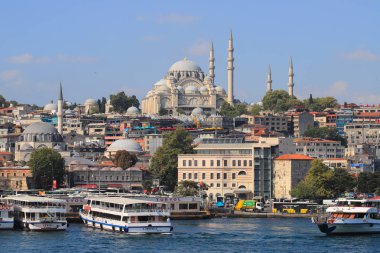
<box><xmin>1</xmin><ymin>218</ymin><xmax>379</xmax><ymax>253</ymax></box>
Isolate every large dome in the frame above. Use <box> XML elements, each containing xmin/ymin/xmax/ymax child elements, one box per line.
<box><xmin>169</xmin><ymin>58</ymin><xmax>202</xmax><ymax>72</ymax></box>
<box><xmin>23</xmin><ymin>122</ymin><xmax>59</xmax><ymax>135</ymax></box>
<box><xmin>84</xmin><ymin>98</ymin><xmax>97</xmax><ymax>105</ymax></box>
<box><xmin>191</xmin><ymin>107</ymin><xmax>204</xmax><ymax>116</ymax></box>
<box><xmin>126</xmin><ymin>106</ymin><xmax>139</xmax><ymax>115</ymax></box>
<box><xmin>43</xmin><ymin>102</ymin><xmax>58</xmax><ymax>112</ymax></box>
<box><xmin>107</xmin><ymin>139</ymin><xmax>143</xmax><ymax>153</ymax></box>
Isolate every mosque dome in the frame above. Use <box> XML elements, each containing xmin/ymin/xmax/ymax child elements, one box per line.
<box><xmin>21</xmin><ymin>122</ymin><xmax>63</xmax><ymax>142</ymax></box>
<box><xmin>191</xmin><ymin>107</ymin><xmax>204</xmax><ymax>116</ymax></box>
<box><xmin>107</xmin><ymin>139</ymin><xmax>143</xmax><ymax>153</ymax></box>
<box><xmin>169</xmin><ymin>58</ymin><xmax>202</xmax><ymax>72</ymax></box>
<box><xmin>185</xmin><ymin>85</ymin><xmax>199</xmax><ymax>94</ymax></box>
<box><xmin>43</xmin><ymin>102</ymin><xmax>58</xmax><ymax>112</ymax></box>
<box><xmin>199</xmin><ymin>86</ymin><xmax>208</xmax><ymax>95</ymax></box>
<box><xmin>157</xmin><ymin>84</ymin><xmax>171</xmax><ymax>94</ymax></box>
<box><xmin>23</xmin><ymin>122</ymin><xmax>59</xmax><ymax>135</ymax></box>
<box><xmin>154</xmin><ymin>79</ymin><xmax>167</xmax><ymax>87</ymax></box>
<box><xmin>215</xmin><ymin>86</ymin><xmax>226</xmax><ymax>94</ymax></box>
<box><xmin>84</xmin><ymin>98</ymin><xmax>97</xmax><ymax>106</ymax></box>
<box><xmin>126</xmin><ymin>106</ymin><xmax>139</xmax><ymax>115</ymax></box>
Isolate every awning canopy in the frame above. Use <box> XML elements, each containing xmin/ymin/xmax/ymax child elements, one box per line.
<box><xmin>233</xmin><ymin>189</ymin><xmax>252</xmax><ymax>194</ymax></box>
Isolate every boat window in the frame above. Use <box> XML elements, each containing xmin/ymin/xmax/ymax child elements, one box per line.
<box><xmin>355</xmin><ymin>213</ymin><xmax>365</xmax><ymax>218</ymax></box>
<box><xmin>343</xmin><ymin>214</ymin><xmax>350</xmax><ymax>219</ymax></box>
<box><xmin>370</xmin><ymin>213</ymin><xmax>380</xmax><ymax>219</ymax></box>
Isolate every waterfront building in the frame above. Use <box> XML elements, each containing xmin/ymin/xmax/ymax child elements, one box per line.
<box><xmin>178</xmin><ymin>141</ymin><xmax>276</xmax><ymax>200</ymax></box>
<box><xmin>272</xmin><ymin>154</ymin><xmax>314</xmax><ymax>199</ymax></box>
<box><xmin>0</xmin><ymin>166</ymin><xmax>32</xmax><ymax>191</ymax></box>
<box><xmin>293</xmin><ymin>137</ymin><xmax>344</xmax><ymax>158</ymax></box>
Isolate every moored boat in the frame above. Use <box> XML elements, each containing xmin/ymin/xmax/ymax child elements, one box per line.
<box><xmin>4</xmin><ymin>195</ymin><xmax>67</xmax><ymax>231</ymax></box>
<box><xmin>0</xmin><ymin>201</ymin><xmax>14</xmax><ymax>229</ymax></box>
<box><xmin>79</xmin><ymin>196</ymin><xmax>173</xmax><ymax>234</ymax></box>
<box><xmin>312</xmin><ymin>206</ymin><xmax>380</xmax><ymax>234</ymax></box>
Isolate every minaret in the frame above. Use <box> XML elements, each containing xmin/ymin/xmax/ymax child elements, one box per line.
<box><xmin>227</xmin><ymin>31</ymin><xmax>234</xmax><ymax>105</ymax></box>
<box><xmin>288</xmin><ymin>57</ymin><xmax>294</xmax><ymax>97</ymax></box>
<box><xmin>266</xmin><ymin>64</ymin><xmax>272</xmax><ymax>92</ymax></box>
<box><xmin>57</xmin><ymin>82</ymin><xmax>63</xmax><ymax>135</ymax></box>
<box><xmin>209</xmin><ymin>41</ymin><xmax>215</xmax><ymax>83</ymax></box>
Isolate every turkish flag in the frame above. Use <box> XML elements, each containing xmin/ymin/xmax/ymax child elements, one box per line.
<box><xmin>53</xmin><ymin>180</ymin><xmax>57</xmax><ymax>189</ymax></box>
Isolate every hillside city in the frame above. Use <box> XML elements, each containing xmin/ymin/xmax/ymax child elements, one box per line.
<box><xmin>1</xmin><ymin>40</ymin><xmax>379</xmax><ymax>204</ymax></box>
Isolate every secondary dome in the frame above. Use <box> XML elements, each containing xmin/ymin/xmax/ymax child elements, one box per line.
<box><xmin>157</xmin><ymin>84</ymin><xmax>170</xmax><ymax>94</ymax></box>
<box><xmin>169</xmin><ymin>58</ymin><xmax>202</xmax><ymax>72</ymax></box>
<box><xmin>191</xmin><ymin>107</ymin><xmax>204</xmax><ymax>116</ymax></box>
<box><xmin>154</xmin><ymin>79</ymin><xmax>167</xmax><ymax>87</ymax></box>
<box><xmin>43</xmin><ymin>102</ymin><xmax>58</xmax><ymax>112</ymax></box>
<box><xmin>107</xmin><ymin>139</ymin><xmax>143</xmax><ymax>153</ymax></box>
<box><xmin>23</xmin><ymin>122</ymin><xmax>59</xmax><ymax>135</ymax></box>
<box><xmin>185</xmin><ymin>85</ymin><xmax>199</xmax><ymax>94</ymax></box>
<box><xmin>84</xmin><ymin>98</ymin><xmax>97</xmax><ymax>105</ymax></box>
<box><xmin>215</xmin><ymin>86</ymin><xmax>226</xmax><ymax>94</ymax></box>
<box><xmin>199</xmin><ymin>86</ymin><xmax>208</xmax><ymax>95</ymax></box>
<box><xmin>126</xmin><ymin>106</ymin><xmax>139</xmax><ymax>115</ymax></box>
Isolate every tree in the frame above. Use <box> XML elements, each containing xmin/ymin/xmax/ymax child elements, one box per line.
<box><xmin>142</xmin><ymin>180</ymin><xmax>153</xmax><ymax>192</ymax></box>
<box><xmin>357</xmin><ymin>172</ymin><xmax>380</xmax><ymax>194</ymax></box>
<box><xmin>100</xmin><ymin>97</ymin><xmax>107</xmax><ymax>113</ymax></box>
<box><xmin>262</xmin><ymin>90</ymin><xmax>304</xmax><ymax>112</ymax></box>
<box><xmin>110</xmin><ymin>91</ymin><xmax>140</xmax><ymax>113</ymax></box>
<box><xmin>150</xmin><ymin>128</ymin><xmax>195</xmax><ymax>191</ymax></box>
<box><xmin>174</xmin><ymin>180</ymin><xmax>200</xmax><ymax>196</ymax></box>
<box><xmin>249</xmin><ymin>104</ymin><xmax>262</xmax><ymax>116</ymax></box>
<box><xmin>304</xmin><ymin>126</ymin><xmax>347</xmax><ymax>146</ymax></box>
<box><xmin>304</xmin><ymin>96</ymin><xmax>339</xmax><ymax>111</ymax></box>
<box><xmin>114</xmin><ymin>150</ymin><xmax>138</xmax><ymax>169</ymax></box>
<box><xmin>219</xmin><ymin>102</ymin><xmax>247</xmax><ymax>117</ymax></box>
<box><xmin>0</xmin><ymin>94</ymin><xmax>8</xmax><ymax>107</ymax></box>
<box><xmin>28</xmin><ymin>148</ymin><xmax>66</xmax><ymax>190</ymax></box>
<box><xmin>328</xmin><ymin>168</ymin><xmax>355</xmax><ymax>197</ymax></box>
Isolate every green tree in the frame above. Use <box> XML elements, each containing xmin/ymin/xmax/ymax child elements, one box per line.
<box><xmin>0</xmin><ymin>94</ymin><xmax>8</xmax><ymax>107</ymax></box>
<box><xmin>328</xmin><ymin>168</ymin><xmax>355</xmax><ymax>197</ymax></box>
<box><xmin>219</xmin><ymin>102</ymin><xmax>247</xmax><ymax>117</ymax></box>
<box><xmin>101</xmin><ymin>97</ymin><xmax>107</xmax><ymax>113</ymax></box>
<box><xmin>303</xmin><ymin>126</ymin><xmax>347</xmax><ymax>146</ymax></box>
<box><xmin>356</xmin><ymin>172</ymin><xmax>380</xmax><ymax>194</ymax></box>
<box><xmin>114</xmin><ymin>150</ymin><xmax>138</xmax><ymax>169</ymax></box>
<box><xmin>28</xmin><ymin>148</ymin><xmax>66</xmax><ymax>190</ymax></box>
<box><xmin>150</xmin><ymin>128</ymin><xmax>195</xmax><ymax>191</ymax></box>
<box><xmin>262</xmin><ymin>90</ymin><xmax>304</xmax><ymax>112</ymax></box>
<box><xmin>110</xmin><ymin>92</ymin><xmax>140</xmax><ymax>113</ymax></box>
<box><xmin>249</xmin><ymin>104</ymin><xmax>262</xmax><ymax>116</ymax></box>
<box><xmin>304</xmin><ymin>96</ymin><xmax>339</xmax><ymax>111</ymax></box>
<box><xmin>174</xmin><ymin>180</ymin><xmax>200</xmax><ymax>196</ymax></box>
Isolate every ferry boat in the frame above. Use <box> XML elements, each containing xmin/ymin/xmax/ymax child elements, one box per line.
<box><xmin>79</xmin><ymin>197</ymin><xmax>173</xmax><ymax>234</ymax></box>
<box><xmin>0</xmin><ymin>200</ymin><xmax>14</xmax><ymax>229</ymax></box>
<box><xmin>312</xmin><ymin>206</ymin><xmax>380</xmax><ymax>234</ymax></box>
<box><xmin>4</xmin><ymin>195</ymin><xmax>68</xmax><ymax>231</ymax></box>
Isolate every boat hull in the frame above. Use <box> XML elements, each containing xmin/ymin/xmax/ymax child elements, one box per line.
<box><xmin>15</xmin><ymin>220</ymin><xmax>67</xmax><ymax>231</ymax></box>
<box><xmin>0</xmin><ymin>220</ymin><xmax>14</xmax><ymax>229</ymax></box>
<box><xmin>317</xmin><ymin>223</ymin><xmax>380</xmax><ymax>235</ymax></box>
<box><xmin>80</xmin><ymin>214</ymin><xmax>172</xmax><ymax>234</ymax></box>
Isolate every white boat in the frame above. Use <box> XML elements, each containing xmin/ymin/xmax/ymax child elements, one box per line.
<box><xmin>312</xmin><ymin>206</ymin><xmax>380</xmax><ymax>234</ymax></box>
<box><xmin>0</xmin><ymin>201</ymin><xmax>14</xmax><ymax>229</ymax></box>
<box><xmin>4</xmin><ymin>195</ymin><xmax>67</xmax><ymax>231</ymax></box>
<box><xmin>79</xmin><ymin>197</ymin><xmax>173</xmax><ymax>234</ymax></box>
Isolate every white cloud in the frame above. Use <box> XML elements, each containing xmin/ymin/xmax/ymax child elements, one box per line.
<box><xmin>329</xmin><ymin>81</ymin><xmax>348</xmax><ymax>95</ymax></box>
<box><xmin>186</xmin><ymin>41</ymin><xmax>211</xmax><ymax>56</ymax></box>
<box><xmin>0</xmin><ymin>70</ymin><xmax>21</xmax><ymax>81</ymax></box>
<box><xmin>8</xmin><ymin>53</ymin><xmax>49</xmax><ymax>64</ymax></box>
<box><xmin>56</xmin><ymin>54</ymin><xmax>97</xmax><ymax>64</ymax></box>
<box><xmin>342</xmin><ymin>49</ymin><xmax>380</xmax><ymax>61</ymax></box>
<box><xmin>156</xmin><ymin>14</ymin><xmax>199</xmax><ymax>25</ymax></box>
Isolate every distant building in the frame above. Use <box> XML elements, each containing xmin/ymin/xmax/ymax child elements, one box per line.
<box><xmin>293</xmin><ymin>137</ymin><xmax>344</xmax><ymax>158</ymax></box>
<box><xmin>286</xmin><ymin>112</ymin><xmax>314</xmax><ymax>137</ymax></box>
<box><xmin>144</xmin><ymin>134</ymin><xmax>163</xmax><ymax>155</ymax></box>
<box><xmin>0</xmin><ymin>166</ymin><xmax>32</xmax><ymax>191</ymax></box>
<box><xmin>273</xmin><ymin>154</ymin><xmax>314</xmax><ymax>199</ymax></box>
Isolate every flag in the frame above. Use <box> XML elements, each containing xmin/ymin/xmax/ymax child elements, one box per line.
<box><xmin>53</xmin><ymin>180</ymin><xmax>57</xmax><ymax>189</ymax></box>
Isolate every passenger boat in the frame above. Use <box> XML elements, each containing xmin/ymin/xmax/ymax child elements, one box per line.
<box><xmin>312</xmin><ymin>206</ymin><xmax>380</xmax><ymax>234</ymax></box>
<box><xmin>0</xmin><ymin>200</ymin><xmax>14</xmax><ymax>229</ymax></box>
<box><xmin>4</xmin><ymin>195</ymin><xmax>67</xmax><ymax>231</ymax></box>
<box><xmin>79</xmin><ymin>197</ymin><xmax>173</xmax><ymax>234</ymax></box>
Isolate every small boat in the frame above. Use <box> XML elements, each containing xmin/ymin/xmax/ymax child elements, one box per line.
<box><xmin>79</xmin><ymin>196</ymin><xmax>173</xmax><ymax>234</ymax></box>
<box><xmin>0</xmin><ymin>201</ymin><xmax>14</xmax><ymax>229</ymax></box>
<box><xmin>312</xmin><ymin>206</ymin><xmax>380</xmax><ymax>234</ymax></box>
<box><xmin>4</xmin><ymin>195</ymin><xmax>67</xmax><ymax>231</ymax></box>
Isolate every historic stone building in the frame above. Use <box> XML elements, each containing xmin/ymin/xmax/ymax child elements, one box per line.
<box><xmin>142</xmin><ymin>33</ymin><xmax>235</xmax><ymax>116</ymax></box>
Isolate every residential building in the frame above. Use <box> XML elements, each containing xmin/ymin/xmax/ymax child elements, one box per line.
<box><xmin>286</xmin><ymin>112</ymin><xmax>314</xmax><ymax>137</ymax></box>
<box><xmin>293</xmin><ymin>138</ymin><xmax>344</xmax><ymax>158</ymax></box>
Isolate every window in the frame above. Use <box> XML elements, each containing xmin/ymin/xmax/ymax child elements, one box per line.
<box><xmin>189</xmin><ymin>173</ymin><xmax>192</xmax><ymax>180</ymax></box>
<box><xmin>232</xmin><ymin>160</ymin><xmax>236</xmax><ymax>166</ymax></box>
<box><xmin>217</xmin><ymin>173</ymin><xmax>220</xmax><ymax>179</ymax></box>
<box><xmin>189</xmin><ymin>160</ymin><xmax>192</xmax><ymax>166</ymax></box>
<box><xmin>232</xmin><ymin>183</ymin><xmax>236</xmax><ymax>187</ymax></box>
<box><xmin>224</xmin><ymin>160</ymin><xmax>227</xmax><ymax>166</ymax></box>
<box><xmin>194</xmin><ymin>173</ymin><xmax>198</xmax><ymax>180</ymax></box>
<box><xmin>223</xmin><ymin>183</ymin><xmax>227</xmax><ymax>187</ymax></box>
<box><xmin>211</xmin><ymin>160</ymin><xmax>214</xmax><ymax>166</ymax></box>
<box><xmin>243</xmin><ymin>160</ymin><xmax>247</xmax><ymax>166</ymax></box>
<box><xmin>249</xmin><ymin>160</ymin><xmax>252</xmax><ymax>167</ymax></box>
<box><xmin>202</xmin><ymin>173</ymin><xmax>206</xmax><ymax>180</ymax></box>
<box><xmin>210</xmin><ymin>173</ymin><xmax>214</xmax><ymax>179</ymax></box>
<box><xmin>183</xmin><ymin>160</ymin><xmax>186</xmax><ymax>167</ymax></box>
<box><xmin>183</xmin><ymin>173</ymin><xmax>186</xmax><ymax>180</ymax></box>
<box><xmin>238</xmin><ymin>160</ymin><xmax>241</xmax><ymax>166</ymax></box>
<box><xmin>223</xmin><ymin>173</ymin><xmax>227</xmax><ymax>180</ymax></box>
<box><xmin>232</xmin><ymin>173</ymin><xmax>236</xmax><ymax>179</ymax></box>
<box><xmin>210</xmin><ymin>183</ymin><xmax>214</xmax><ymax>187</ymax></box>
<box><xmin>217</xmin><ymin>160</ymin><xmax>221</xmax><ymax>166</ymax></box>
<box><xmin>238</xmin><ymin>171</ymin><xmax>247</xmax><ymax>176</ymax></box>
<box><xmin>194</xmin><ymin>160</ymin><xmax>198</xmax><ymax>166</ymax></box>
<box><xmin>217</xmin><ymin>183</ymin><xmax>220</xmax><ymax>187</ymax></box>
<box><xmin>202</xmin><ymin>160</ymin><xmax>206</xmax><ymax>166</ymax></box>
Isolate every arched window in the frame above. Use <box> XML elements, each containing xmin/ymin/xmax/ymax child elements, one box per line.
<box><xmin>238</xmin><ymin>171</ymin><xmax>247</xmax><ymax>176</ymax></box>
<box><xmin>238</xmin><ymin>185</ymin><xmax>246</xmax><ymax>189</ymax></box>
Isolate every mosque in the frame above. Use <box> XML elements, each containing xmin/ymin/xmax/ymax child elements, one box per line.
<box><xmin>142</xmin><ymin>32</ymin><xmax>236</xmax><ymax>116</ymax></box>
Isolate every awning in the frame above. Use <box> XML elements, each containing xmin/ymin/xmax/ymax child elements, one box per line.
<box><xmin>233</xmin><ymin>189</ymin><xmax>252</xmax><ymax>194</ymax></box>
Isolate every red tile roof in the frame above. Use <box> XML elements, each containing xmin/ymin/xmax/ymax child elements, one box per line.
<box><xmin>275</xmin><ymin>154</ymin><xmax>314</xmax><ymax>160</ymax></box>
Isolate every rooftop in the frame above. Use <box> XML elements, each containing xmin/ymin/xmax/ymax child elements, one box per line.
<box><xmin>275</xmin><ymin>154</ymin><xmax>314</xmax><ymax>160</ymax></box>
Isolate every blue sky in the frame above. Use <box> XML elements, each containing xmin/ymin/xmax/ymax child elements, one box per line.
<box><xmin>0</xmin><ymin>0</ymin><xmax>379</xmax><ymax>106</ymax></box>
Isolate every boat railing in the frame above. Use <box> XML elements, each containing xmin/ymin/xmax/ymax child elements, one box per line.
<box><xmin>124</xmin><ymin>209</ymin><xmax>170</xmax><ymax>213</ymax></box>
<box><xmin>311</xmin><ymin>215</ymin><xmax>329</xmax><ymax>224</ymax></box>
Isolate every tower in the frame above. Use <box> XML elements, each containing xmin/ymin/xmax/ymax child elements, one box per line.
<box><xmin>227</xmin><ymin>31</ymin><xmax>234</xmax><ymax>105</ymax></box>
<box><xmin>288</xmin><ymin>57</ymin><xmax>294</xmax><ymax>96</ymax></box>
<box><xmin>209</xmin><ymin>41</ymin><xmax>215</xmax><ymax>83</ymax></box>
<box><xmin>266</xmin><ymin>64</ymin><xmax>272</xmax><ymax>92</ymax></box>
<box><xmin>57</xmin><ymin>82</ymin><xmax>63</xmax><ymax>135</ymax></box>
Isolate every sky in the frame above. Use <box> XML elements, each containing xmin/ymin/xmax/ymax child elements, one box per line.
<box><xmin>0</xmin><ymin>0</ymin><xmax>380</xmax><ymax>106</ymax></box>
